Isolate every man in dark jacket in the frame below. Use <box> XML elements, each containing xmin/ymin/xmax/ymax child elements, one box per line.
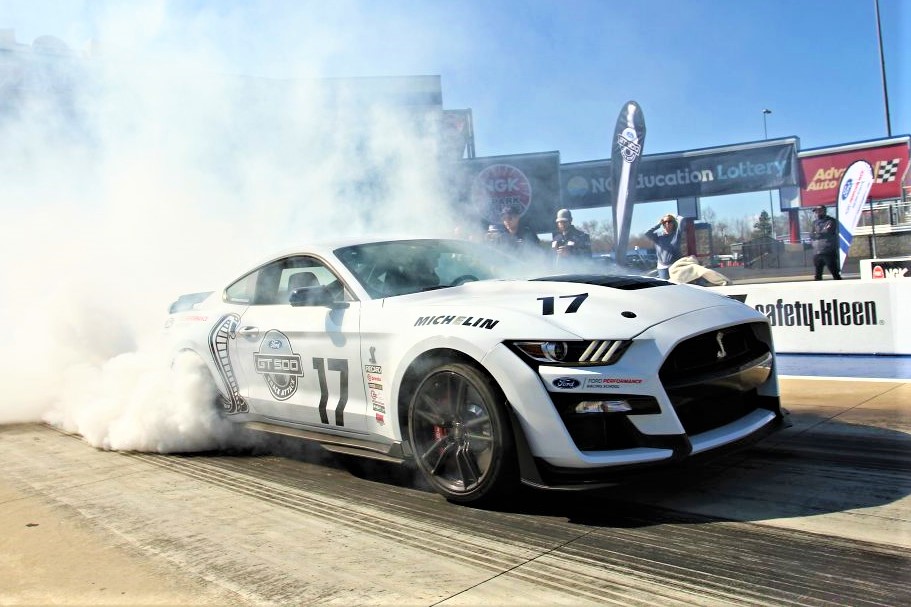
<box><xmin>499</xmin><ymin>204</ymin><xmax>541</xmax><ymax>251</ymax></box>
<box><xmin>551</xmin><ymin>208</ymin><xmax>592</xmax><ymax>265</ymax></box>
<box><xmin>811</xmin><ymin>205</ymin><xmax>841</xmax><ymax>280</ymax></box>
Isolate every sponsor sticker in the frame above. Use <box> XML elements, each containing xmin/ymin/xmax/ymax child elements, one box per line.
<box><xmin>254</xmin><ymin>330</ymin><xmax>304</xmax><ymax>401</ymax></box>
<box><xmin>751</xmin><ymin>297</ymin><xmax>882</xmax><ymax>332</ymax></box>
<box><xmin>414</xmin><ymin>315</ymin><xmax>500</xmax><ymax>330</ymax></box>
<box><xmin>585</xmin><ymin>377</ymin><xmax>644</xmax><ymax>389</ymax></box>
<box><xmin>552</xmin><ymin>377</ymin><xmax>580</xmax><ymax>389</ymax></box>
<box><xmin>365</xmin><ymin>365</ymin><xmax>386</xmax><ymax>409</ymax></box>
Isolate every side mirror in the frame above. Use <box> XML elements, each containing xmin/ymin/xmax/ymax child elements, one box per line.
<box><xmin>289</xmin><ymin>286</ymin><xmax>349</xmax><ymax>309</ymax></box>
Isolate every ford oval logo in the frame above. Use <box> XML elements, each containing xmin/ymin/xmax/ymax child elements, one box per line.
<box><xmin>552</xmin><ymin>377</ymin><xmax>580</xmax><ymax>389</ymax></box>
<box><xmin>841</xmin><ymin>178</ymin><xmax>853</xmax><ymax>199</ymax></box>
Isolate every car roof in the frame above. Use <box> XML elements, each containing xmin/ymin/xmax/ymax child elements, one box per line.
<box><xmin>243</xmin><ymin>234</ymin><xmax>457</xmax><ymax>269</ymax></box>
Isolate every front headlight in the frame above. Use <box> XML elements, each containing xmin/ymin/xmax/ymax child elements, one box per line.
<box><xmin>509</xmin><ymin>340</ymin><xmax>631</xmax><ymax>366</ymax></box>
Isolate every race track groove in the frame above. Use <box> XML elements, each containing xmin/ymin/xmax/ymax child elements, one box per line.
<box><xmin>1</xmin><ymin>394</ymin><xmax>909</xmax><ymax>607</ymax></box>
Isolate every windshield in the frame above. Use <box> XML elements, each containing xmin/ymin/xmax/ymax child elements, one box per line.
<box><xmin>334</xmin><ymin>239</ymin><xmax>541</xmax><ymax>298</ymax></box>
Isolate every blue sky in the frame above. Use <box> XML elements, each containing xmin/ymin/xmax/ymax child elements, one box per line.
<box><xmin>3</xmin><ymin>0</ymin><xmax>908</xmax><ymax>233</ymax></box>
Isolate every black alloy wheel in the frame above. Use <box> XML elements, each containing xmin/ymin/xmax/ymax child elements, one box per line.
<box><xmin>408</xmin><ymin>362</ymin><xmax>517</xmax><ymax>504</ymax></box>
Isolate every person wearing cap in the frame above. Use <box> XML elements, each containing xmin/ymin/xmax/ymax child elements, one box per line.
<box><xmin>810</xmin><ymin>204</ymin><xmax>841</xmax><ymax>280</ymax></box>
<box><xmin>551</xmin><ymin>208</ymin><xmax>591</xmax><ymax>263</ymax></box>
<box><xmin>498</xmin><ymin>204</ymin><xmax>541</xmax><ymax>250</ymax></box>
<box><xmin>646</xmin><ymin>214</ymin><xmax>687</xmax><ymax>279</ymax></box>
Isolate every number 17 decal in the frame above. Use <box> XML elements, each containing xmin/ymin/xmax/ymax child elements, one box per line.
<box><xmin>313</xmin><ymin>357</ymin><xmax>349</xmax><ymax>425</ymax></box>
<box><xmin>538</xmin><ymin>293</ymin><xmax>588</xmax><ymax>315</ymax></box>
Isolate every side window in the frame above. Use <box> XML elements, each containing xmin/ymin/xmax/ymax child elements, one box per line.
<box><xmin>224</xmin><ymin>270</ymin><xmax>259</xmax><ymax>304</ymax></box>
<box><xmin>248</xmin><ymin>255</ymin><xmax>353</xmax><ymax>305</ymax></box>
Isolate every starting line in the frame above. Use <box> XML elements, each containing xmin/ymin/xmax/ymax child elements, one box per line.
<box><xmin>776</xmin><ymin>353</ymin><xmax>911</xmax><ymax>380</ymax></box>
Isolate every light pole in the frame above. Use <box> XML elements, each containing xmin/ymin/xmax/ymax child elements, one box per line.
<box><xmin>874</xmin><ymin>0</ymin><xmax>892</xmax><ymax>136</ymax></box>
<box><xmin>762</xmin><ymin>109</ymin><xmax>775</xmax><ymax>240</ymax></box>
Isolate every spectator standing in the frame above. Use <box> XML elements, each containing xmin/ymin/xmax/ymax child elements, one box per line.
<box><xmin>551</xmin><ymin>209</ymin><xmax>591</xmax><ymax>264</ymax></box>
<box><xmin>645</xmin><ymin>214</ymin><xmax>686</xmax><ymax>279</ymax></box>
<box><xmin>811</xmin><ymin>205</ymin><xmax>841</xmax><ymax>280</ymax></box>
<box><xmin>499</xmin><ymin>205</ymin><xmax>541</xmax><ymax>251</ymax></box>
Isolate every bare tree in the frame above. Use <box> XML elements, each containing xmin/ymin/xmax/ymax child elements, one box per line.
<box><xmin>731</xmin><ymin>216</ymin><xmax>752</xmax><ymax>241</ymax></box>
<box><xmin>579</xmin><ymin>219</ymin><xmax>615</xmax><ymax>253</ymax></box>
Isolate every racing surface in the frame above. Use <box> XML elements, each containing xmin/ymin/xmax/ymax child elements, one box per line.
<box><xmin>1</xmin><ymin>375</ymin><xmax>910</xmax><ymax>605</ymax></box>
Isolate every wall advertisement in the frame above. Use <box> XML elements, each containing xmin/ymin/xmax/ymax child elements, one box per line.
<box><xmin>798</xmin><ymin>138</ymin><xmax>910</xmax><ymax>207</ymax></box>
<box><xmin>708</xmin><ymin>280</ymin><xmax>911</xmax><ymax>355</ymax></box>
<box><xmin>561</xmin><ymin>139</ymin><xmax>799</xmax><ymax>210</ymax></box>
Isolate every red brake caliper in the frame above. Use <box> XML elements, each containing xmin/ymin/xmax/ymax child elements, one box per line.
<box><xmin>433</xmin><ymin>425</ymin><xmax>447</xmax><ymax>452</ymax></box>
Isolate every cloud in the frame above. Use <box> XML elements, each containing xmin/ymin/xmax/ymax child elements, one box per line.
<box><xmin>0</xmin><ymin>7</ymin><xmax>458</xmax><ymax>452</ymax></box>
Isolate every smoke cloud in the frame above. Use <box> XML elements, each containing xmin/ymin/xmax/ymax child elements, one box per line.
<box><xmin>0</xmin><ymin>5</ymin><xmax>461</xmax><ymax>452</ymax></box>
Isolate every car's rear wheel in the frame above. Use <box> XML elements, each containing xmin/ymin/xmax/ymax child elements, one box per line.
<box><xmin>173</xmin><ymin>350</ymin><xmax>231</xmax><ymax>416</ymax></box>
<box><xmin>408</xmin><ymin>362</ymin><xmax>518</xmax><ymax>504</ymax></box>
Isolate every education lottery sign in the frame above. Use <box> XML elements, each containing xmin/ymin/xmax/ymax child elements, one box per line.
<box><xmin>561</xmin><ymin>138</ymin><xmax>799</xmax><ymax>209</ymax></box>
<box><xmin>798</xmin><ymin>137</ymin><xmax>909</xmax><ymax>208</ymax></box>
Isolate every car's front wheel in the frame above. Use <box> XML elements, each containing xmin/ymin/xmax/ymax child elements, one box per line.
<box><xmin>407</xmin><ymin>362</ymin><xmax>518</xmax><ymax>504</ymax></box>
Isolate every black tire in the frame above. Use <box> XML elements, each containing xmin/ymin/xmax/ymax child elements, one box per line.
<box><xmin>175</xmin><ymin>351</ymin><xmax>233</xmax><ymax>417</ymax></box>
<box><xmin>407</xmin><ymin>362</ymin><xmax>518</xmax><ymax>504</ymax></box>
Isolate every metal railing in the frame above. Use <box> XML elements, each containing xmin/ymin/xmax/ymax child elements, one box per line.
<box><xmin>853</xmin><ymin>199</ymin><xmax>911</xmax><ymax>235</ymax></box>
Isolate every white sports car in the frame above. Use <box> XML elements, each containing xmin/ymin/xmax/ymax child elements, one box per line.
<box><xmin>164</xmin><ymin>237</ymin><xmax>785</xmax><ymax>504</ymax></box>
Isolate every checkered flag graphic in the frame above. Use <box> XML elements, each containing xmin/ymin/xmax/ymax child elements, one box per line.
<box><xmin>875</xmin><ymin>158</ymin><xmax>900</xmax><ymax>183</ymax></box>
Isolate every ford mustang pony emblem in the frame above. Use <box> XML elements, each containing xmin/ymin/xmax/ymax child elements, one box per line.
<box><xmin>716</xmin><ymin>331</ymin><xmax>728</xmax><ymax>359</ymax></box>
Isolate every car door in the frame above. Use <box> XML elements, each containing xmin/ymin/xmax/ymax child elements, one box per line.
<box><xmin>231</xmin><ymin>256</ymin><xmax>368</xmax><ymax>434</ymax></box>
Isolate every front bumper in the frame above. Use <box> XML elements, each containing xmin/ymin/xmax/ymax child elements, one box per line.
<box><xmin>517</xmin><ymin>404</ymin><xmax>787</xmax><ymax>490</ymax></box>
<box><xmin>483</xmin><ymin>307</ymin><xmax>785</xmax><ymax>487</ymax></box>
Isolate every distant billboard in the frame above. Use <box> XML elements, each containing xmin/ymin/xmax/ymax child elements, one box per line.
<box><xmin>561</xmin><ymin>138</ymin><xmax>799</xmax><ymax>209</ymax></box>
<box><xmin>456</xmin><ymin>151</ymin><xmax>561</xmax><ymax>233</ymax></box>
<box><xmin>798</xmin><ymin>137</ymin><xmax>910</xmax><ymax>208</ymax></box>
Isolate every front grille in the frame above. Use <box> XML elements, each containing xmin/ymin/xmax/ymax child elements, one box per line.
<box><xmin>659</xmin><ymin>322</ymin><xmax>776</xmax><ymax>435</ymax></box>
<box><xmin>660</xmin><ymin>322</ymin><xmax>772</xmax><ymax>386</ymax></box>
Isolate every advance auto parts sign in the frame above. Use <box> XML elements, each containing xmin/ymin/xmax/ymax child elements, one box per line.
<box><xmin>709</xmin><ymin>281</ymin><xmax>908</xmax><ymax>355</ymax></box>
<box><xmin>799</xmin><ymin>140</ymin><xmax>909</xmax><ymax>208</ymax></box>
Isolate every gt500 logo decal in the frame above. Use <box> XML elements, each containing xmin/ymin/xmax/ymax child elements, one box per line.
<box><xmin>255</xmin><ymin>330</ymin><xmax>303</xmax><ymax>400</ymax></box>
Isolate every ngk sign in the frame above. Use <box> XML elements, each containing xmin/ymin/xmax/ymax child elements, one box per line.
<box><xmin>471</xmin><ymin>164</ymin><xmax>532</xmax><ymax>218</ymax></box>
<box><xmin>459</xmin><ymin>151</ymin><xmax>561</xmax><ymax>233</ymax></box>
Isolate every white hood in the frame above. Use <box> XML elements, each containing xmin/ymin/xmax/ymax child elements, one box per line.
<box><xmin>383</xmin><ymin>277</ymin><xmax>755</xmax><ymax>340</ymax></box>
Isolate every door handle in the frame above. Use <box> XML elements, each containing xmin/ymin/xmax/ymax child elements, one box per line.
<box><xmin>237</xmin><ymin>326</ymin><xmax>260</xmax><ymax>339</ymax></box>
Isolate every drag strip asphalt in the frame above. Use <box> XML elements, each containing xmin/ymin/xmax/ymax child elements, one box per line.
<box><xmin>1</xmin><ymin>376</ymin><xmax>909</xmax><ymax>605</ymax></box>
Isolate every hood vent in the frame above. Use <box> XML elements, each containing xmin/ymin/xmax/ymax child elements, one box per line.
<box><xmin>531</xmin><ymin>274</ymin><xmax>668</xmax><ymax>290</ymax></box>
